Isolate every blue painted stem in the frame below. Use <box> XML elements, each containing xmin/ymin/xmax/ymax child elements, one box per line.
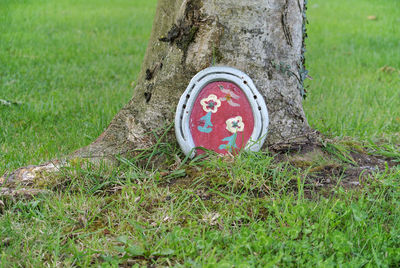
<box><xmin>218</xmin><ymin>133</ymin><xmax>238</xmax><ymax>152</ymax></box>
<box><xmin>198</xmin><ymin>111</ymin><xmax>213</xmax><ymax>133</ymax></box>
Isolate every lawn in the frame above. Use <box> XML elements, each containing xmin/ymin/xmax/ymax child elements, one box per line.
<box><xmin>0</xmin><ymin>0</ymin><xmax>156</xmax><ymax>173</ymax></box>
<box><xmin>1</xmin><ymin>0</ymin><xmax>400</xmax><ymax>266</ymax></box>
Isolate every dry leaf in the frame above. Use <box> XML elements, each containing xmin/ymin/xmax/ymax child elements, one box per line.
<box><xmin>202</xmin><ymin>212</ymin><xmax>220</xmax><ymax>225</ymax></box>
<box><xmin>378</xmin><ymin>66</ymin><xmax>398</xmax><ymax>74</ymax></box>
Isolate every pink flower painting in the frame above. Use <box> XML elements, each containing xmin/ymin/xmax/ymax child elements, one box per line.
<box><xmin>219</xmin><ymin>85</ymin><xmax>240</xmax><ymax>107</ymax></box>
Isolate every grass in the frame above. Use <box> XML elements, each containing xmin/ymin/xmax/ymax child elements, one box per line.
<box><xmin>1</xmin><ymin>150</ymin><xmax>400</xmax><ymax>266</ymax></box>
<box><xmin>1</xmin><ymin>0</ymin><xmax>400</xmax><ymax>266</ymax></box>
<box><xmin>0</xmin><ymin>0</ymin><xmax>157</xmax><ymax>173</ymax></box>
<box><xmin>304</xmin><ymin>0</ymin><xmax>400</xmax><ymax>143</ymax></box>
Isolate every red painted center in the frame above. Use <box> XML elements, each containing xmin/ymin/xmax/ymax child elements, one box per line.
<box><xmin>189</xmin><ymin>81</ymin><xmax>255</xmax><ymax>155</ymax></box>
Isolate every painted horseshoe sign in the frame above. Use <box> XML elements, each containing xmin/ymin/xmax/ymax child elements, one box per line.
<box><xmin>175</xmin><ymin>67</ymin><xmax>269</xmax><ymax>157</ymax></box>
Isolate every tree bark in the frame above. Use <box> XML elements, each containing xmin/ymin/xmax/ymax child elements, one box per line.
<box><xmin>74</xmin><ymin>0</ymin><xmax>312</xmax><ymax>160</ymax></box>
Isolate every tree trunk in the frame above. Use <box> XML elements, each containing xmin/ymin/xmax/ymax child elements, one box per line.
<box><xmin>74</xmin><ymin>0</ymin><xmax>312</xmax><ymax>160</ymax></box>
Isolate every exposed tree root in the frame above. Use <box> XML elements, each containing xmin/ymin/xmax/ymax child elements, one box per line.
<box><xmin>273</xmin><ymin>137</ymin><xmax>399</xmax><ymax>198</ymax></box>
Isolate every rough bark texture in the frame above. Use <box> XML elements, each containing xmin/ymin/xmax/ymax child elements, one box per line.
<box><xmin>74</xmin><ymin>0</ymin><xmax>311</xmax><ymax>160</ymax></box>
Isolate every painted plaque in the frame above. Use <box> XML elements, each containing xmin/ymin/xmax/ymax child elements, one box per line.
<box><xmin>189</xmin><ymin>81</ymin><xmax>254</xmax><ymax>154</ymax></box>
<box><xmin>175</xmin><ymin>67</ymin><xmax>269</xmax><ymax>157</ymax></box>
